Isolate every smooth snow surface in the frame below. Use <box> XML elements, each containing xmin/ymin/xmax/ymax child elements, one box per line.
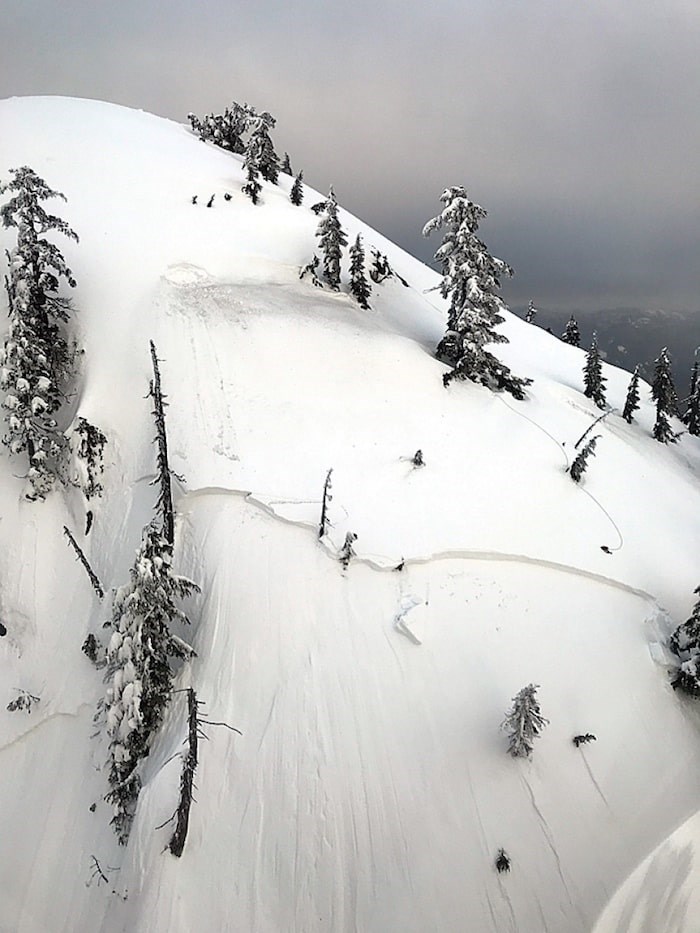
<box><xmin>1</xmin><ymin>96</ymin><xmax>700</xmax><ymax>932</ymax></box>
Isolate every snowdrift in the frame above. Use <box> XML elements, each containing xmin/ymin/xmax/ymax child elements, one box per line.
<box><xmin>1</xmin><ymin>96</ymin><xmax>700</xmax><ymax>932</ymax></box>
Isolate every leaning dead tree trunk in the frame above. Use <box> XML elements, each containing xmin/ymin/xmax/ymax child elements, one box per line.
<box><xmin>319</xmin><ymin>467</ymin><xmax>333</xmax><ymax>539</ymax></box>
<box><xmin>169</xmin><ymin>688</ymin><xmax>198</xmax><ymax>858</ymax></box>
<box><xmin>167</xmin><ymin>689</ymin><xmax>242</xmax><ymax>858</ymax></box>
<box><xmin>63</xmin><ymin>525</ymin><xmax>104</xmax><ymax>599</ymax></box>
<box><xmin>149</xmin><ymin>340</ymin><xmax>175</xmax><ymax>549</ymax></box>
<box><xmin>574</xmin><ymin>411</ymin><xmax>609</xmax><ymax>449</ymax></box>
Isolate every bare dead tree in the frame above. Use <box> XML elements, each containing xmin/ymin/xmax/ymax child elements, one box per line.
<box><xmin>63</xmin><ymin>525</ymin><xmax>104</xmax><ymax>598</ymax></box>
<box><xmin>85</xmin><ymin>855</ymin><xmax>127</xmax><ymax>900</ymax></box>
<box><xmin>166</xmin><ymin>689</ymin><xmax>242</xmax><ymax>858</ymax></box>
<box><xmin>319</xmin><ymin>467</ymin><xmax>333</xmax><ymax>539</ymax></box>
<box><xmin>168</xmin><ymin>688</ymin><xmax>199</xmax><ymax>857</ymax></box>
<box><xmin>149</xmin><ymin>341</ymin><xmax>174</xmax><ymax>549</ymax></box>
<box><xmin>574</xmin><ymin>411</ymin><xmax>609</xmax><ymax>449</ymax></box>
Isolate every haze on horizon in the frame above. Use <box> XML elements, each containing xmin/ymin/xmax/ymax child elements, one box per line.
<box><xmin>1</xmin><ymin>0</ymin><xmax>699</xmax><ymax>316</ymax></box>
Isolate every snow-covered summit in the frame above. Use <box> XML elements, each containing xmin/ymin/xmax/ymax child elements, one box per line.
<box><xmin>1</xmin><ymin>96</ymin><xmax>700</xmax><ymax>932</ymax></box>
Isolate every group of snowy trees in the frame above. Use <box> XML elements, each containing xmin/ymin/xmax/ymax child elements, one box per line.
<box><xmin>188</xmin><ymin>102</ymin><xmax>303</xmax><ymax>207</ymax></box>
<box><xmin>0</xmin><ymin>167</ymin><xmax>104</xmax><ymax>499</ymax></box>
<box><xmin>301</xmin><ymin>187</ymin><xmax>405</xmax><ymax>311</ymax></box>
<box><xmin>100</xmin><ymin>344</ymin><xmax>200</xmax><ymax>843</ymax></box>
<box><xmin>0</xmin><ymin>168</ymin><xmax>199</xmax><ymax>845</ymax></box>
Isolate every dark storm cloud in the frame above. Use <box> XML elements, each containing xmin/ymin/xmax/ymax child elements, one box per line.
<box><xmin>2</xmin><ymin>0</ymin><xmax>700</xmax><ymax>313</ymax></box>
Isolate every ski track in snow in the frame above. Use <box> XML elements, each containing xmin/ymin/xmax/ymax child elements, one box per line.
<box><xmin>579</xmin><ymin>749</ymin><xmax>613</xmax><ymax>813</ymax></box>
<box><xmin>520</xmin><ymin>773</ymin><xmax>581</xmax><ymax>923</ymax></box>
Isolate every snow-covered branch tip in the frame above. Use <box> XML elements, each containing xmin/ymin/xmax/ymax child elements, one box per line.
<box><xmin>63</xmin><ymin>525</ymin><xmax>104</xmax><ymax>598</ymax></box>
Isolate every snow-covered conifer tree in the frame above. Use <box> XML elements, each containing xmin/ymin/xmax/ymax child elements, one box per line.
<box><xmin>561</xmin><ymin>315</ymin><xmax>581</xmax><ymax>347</ymax></box>
<box><xmin>525</xmin><ymin>300</ymin><xmax>537</xmax><ymax>324</ymax></box>
<box><xmin>241</xmin><ymin>156</ymin><xmax>262</xmax><ymax>205</ymax></box>
<box><xmin>569</xmin><ymin>435</ymin><xmax>599</xmax><ymax>483</ymax></box>
<box><xmin>651</xmin><ymin>347</ymin><xmax>678</xmax><ymax>417</ymax></box>
<box><xmin>187</xmin><ymin>102</ymin><xmax>253</xmax><ymax>155</ymax></box>
<box><xmin>290</xmin><ymin>170</ymin><xmax>304</xmax><ymax>206</ymax></box>
<box><xmin>349</xmin><ymin>234</ymin><xmax>371</xmax><ymax>310</ymax></box>
<box><xmin>501</xmin><ymin>684</ymin><xmax>548</xmax><ymax>758</ymax></box>
<box><xmin>0</xmin><ymin>167</ymin><xmax>80</xmax><ymax>498</ymax></box>
<box><xmin>652</xmin><ymin>403</ymin><xmax>679</xmax><ymax>444</ymax></box>
<box><xmin>685</xmin><ymin>361</ymin><xmax>700</xmax><ymax>436</ymax></box>
<box><xmin>102</xmin><ymin>524</ymin><xmax>199</xmax><ymax>843</ymax></box>
<box><xmin>248</xmin><ymin>114</ymin><xmax>279</xmax><ymax>184</ymax></box>
<box><xmin>670</xmin><ymin>587</ymin><xmax>700</xmax><ymax>696</ymax></box>
<box><xmin>583</xmin><ymin>333</ymin><xmax>606</xmax><ymax>409</ymax></box>
<box><xmin>315</xmin><ymin>188</ymin><xmax>347</xmax><ymax>290</ymax></box>
<box><xmin>650</xmin><ymin>348</ymin><xmax>679</xmax><ymax>443</ymax></box>
<box><xmin>72</xmin><ymin>416</ymin><xmax>107</xmax><ymax>499</ymax></box>
<box><xmin>423</xmin><ymin>186</ymin><xmax>531</xmax><ymax>399</ymax></box>
<box><xmin>281</xmin><ymin>152</ymin><xmax>292</xmax><ymax>175</ymax></box>
<box><xmin>622</xmin><ymin>367</ymin><xmax>641</xmax><ymax>424</ymax></box>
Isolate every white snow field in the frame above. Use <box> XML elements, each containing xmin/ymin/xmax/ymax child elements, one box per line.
<box><xmin>1</xmin><ymin>96</ymin><xmax>700</xmax><ymax>932</ymax></box>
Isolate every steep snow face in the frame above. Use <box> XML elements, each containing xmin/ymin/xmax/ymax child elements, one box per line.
<box><xmin>1</xmin><ymin>96</ymin><xmax>700</xmax><ymax>932</ymax></box>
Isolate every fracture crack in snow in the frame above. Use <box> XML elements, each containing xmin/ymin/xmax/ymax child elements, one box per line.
<box><xmin>178</xmin><ymin>484</ymin><xmax>665</xmax><ymax>611</ymax></box>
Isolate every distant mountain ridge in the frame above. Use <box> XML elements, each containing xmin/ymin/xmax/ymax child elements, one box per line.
<box><xmin>522</xmin><ymin>306</ymin><xmax>700</xmax><ymax>393</ymax></box>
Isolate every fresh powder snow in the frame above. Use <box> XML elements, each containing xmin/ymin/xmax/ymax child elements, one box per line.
<box><xmin>1</xmin><ymin>95</ymin><xmax>700</xmax><ymax>932</ymax></box>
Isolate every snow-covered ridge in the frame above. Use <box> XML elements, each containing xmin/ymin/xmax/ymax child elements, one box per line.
<box><xmin>1</xmin><ymin>96</ymin><xmax>700</xmax><ymax>932</ymax></box>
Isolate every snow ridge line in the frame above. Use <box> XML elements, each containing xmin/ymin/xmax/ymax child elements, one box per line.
<box><xmin>176</xmin><ymin>486</ymin><xmax>664</xmax><ymax>610</ymax></box>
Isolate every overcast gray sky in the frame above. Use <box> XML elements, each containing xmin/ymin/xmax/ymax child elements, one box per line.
<box><xmin>2</xmin><ymin>0</ymin><xmax>700</xmax><ymax>314</ymax></box>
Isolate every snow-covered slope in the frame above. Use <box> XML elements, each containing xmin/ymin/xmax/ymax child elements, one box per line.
<box><xmin>1</xmin><ymin>96</ymin><xmax>700</xmax><ymax>932</ymax></box>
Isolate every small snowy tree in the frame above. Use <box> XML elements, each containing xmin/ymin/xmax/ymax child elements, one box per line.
<box><xmin>670</xmin><ymin>587</ymin><xmax>700</xmax><ymax>696</ymax></box>
<box><xmin>501</xmin><ymin>684</ymin><xmax>548</xmax><ymax>758</ymax></box>
<box><xmin>281</xmin><ymin>152</ymin><xmax>292</xmax><ymax>175</ymax></box>
<box><xmin>652</xmin><ymin>403</ymin><xmax>679</xmax><ymax>444</ymax></box>
<box><xmin>72</xmin><ymin>416</ymin><xmax>106</xmax><ymax>499</ymax></box>
<box><xmin>349</xmin><ymin>234</ymin><xmax>371</xmax><ymax>310</ymax></box>
<box><xmin>248</xmin><ymin>113</ymin><xmax>279</xmax><ymax>185</ymax></box>
<box><xmin>0</xmin><ymin>167</ymin><xmax>80</xmax><ymax>498</ymax></box>
<box><xmin>685</xmin><ymin>361</ymin><xmax>700</xmax><ymax>436</ymax></box>
<box><xmin>583</xmin><ymin>333</ymin><xmax>606</xmax><ymax>409</ymax></box>
<box><xmin>241</xmin><ymin>143</ymin><xmax>262</xmax><ymax>205</ymax></box>
<box><xmin>367</xmin><ymin>248</ymin><xmax>409</xmax><ymax>287</ymax></box>
<box><xmin>102</xmin><ymin>524</ymin><xmax>199</xmax><ymax>843</ymax></box>
<box><xmin>524</xmin><ymin>300</ymin><xmax>537</xmax><ymax>324</ymax></box>
<box><xmin>423</xmin><ymin>186</ymin><xmax>531</xmax><ymax>399</ymax></box>
<box><xmin>315</xmin><ymin>187</ymin><xmax>347</xmax><ymax>290</ymax></box>
<box><xmin>622</xmin><ymin>367</ymin><xmax>641</xmax><ymax>424</ymax></box>
<box><xmin>290</xmin><ymin>170</ymin><xmax>304</xmax><ymax>206</ymax></box>
<box><xmin>300</xmin><ymin>254</ymin><xmax>322</xmax><ymax>288</ymax></box>
<box><xmin>651</xmin><ymin>347</ymin><xmax>678</xmax><ymax>417</ymax></box>
<box><xmin>569</xmin><ymin>435</ymin><xmax>600</xmax><ymax>483</ymax></box>
<box><xmin>561</xmin><ymin>315</ymin><xmax>581</xmax><ymax>347</ymax></box>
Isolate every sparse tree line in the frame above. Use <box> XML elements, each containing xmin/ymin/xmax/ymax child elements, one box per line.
<box><xmin>0</xmin><ymin>167</ymin><xmax>219</xmax><ymax>855</ymax></box>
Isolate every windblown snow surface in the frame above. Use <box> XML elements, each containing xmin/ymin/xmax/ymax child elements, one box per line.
<box><xmin>1</xmin><ymin>96</ymin><xmax>700</xmax><ymax>933</ymax></box>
